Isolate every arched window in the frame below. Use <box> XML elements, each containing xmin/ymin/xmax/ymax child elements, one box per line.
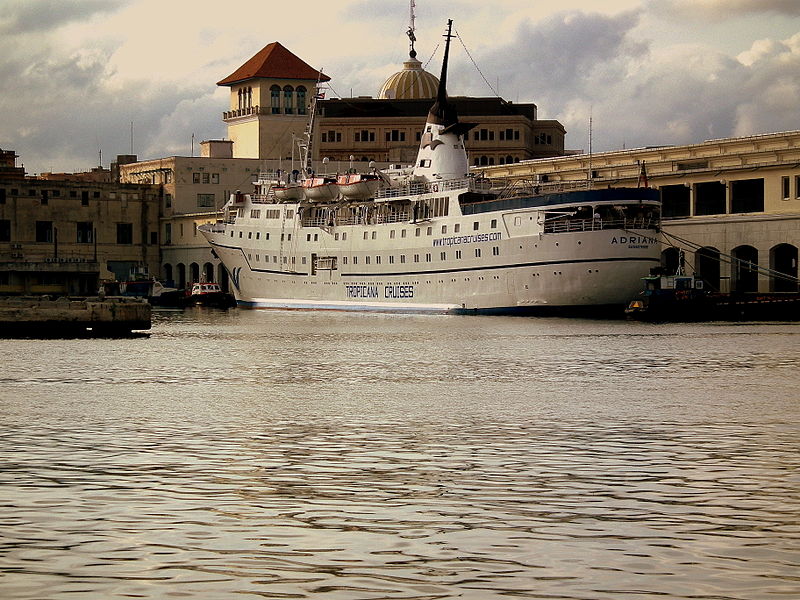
<box><xmin>731</xmin><ymin>245</ymin><xmax>759</xmax><ymax>293</ymax></box>
<box><xmin>237</xmin><ymin>89</ymin><xmax>243</xmax><ymax>110</ymax></box>
<box><xmin>479</xmin><ymin>156</ymin><xmax>488</xmax><ymax>166</ymax></box>
<box><xmin>506</xmin><ymin>155</ymin><xmax>513</xmax><ymax>164</ymax></box>
<box><xmin>190</xmin><ymin>262</ymin><xmax>200</xmax><ymax>285</ymax></box>
<box><xmin>177</xmin><ymin>263</ymin><xmax>186</xmax><ymax>290</ymax></box>
<box><xmin>247</xmin><ymin>87</ymin><xmax>252</xmax><ymax>109</ymax></box>
<box><xmin>163</xmin><ymin>264</ymin><xmax>173</xmax><ymax>286</ymax></box>
<box><xmin>218</xmin><ymin>265</ymin><xmax>230</xmax><ymax>293</ymax></box>
<box><xmin>296</xmin><ymin>86</ymin><xmax>307</xmax><ymax>115</ymax></box>
<box><xmin>695</xmin><ymin>247</ymin><xmax>721</xmax><ymax>292</ymax></box>
<box><xmin>270</xmin><ymin>85</ymin><xmax>281</xmax><ymax>114</ymax></box>
<box><xmin>770</xmin><ymin>243</ymin><xmax>798</xmax><ymax>292</ymax></box>
<box><xmin>203</xmin><ymin>262</ymin><xmax>215</xmax><ymax>283</ymax></box>
<box><xmin>661</xmin><ymin>247</ymin><xmax>681</xmax><ymax>275</ymax></box>
<box><xmin>283</xmin><ymin>85</ymin><xmax>294</xmax><ymax>114</ymax></box>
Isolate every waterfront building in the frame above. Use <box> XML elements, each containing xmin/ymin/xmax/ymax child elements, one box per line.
<box><xmin>1</xmin><ymin>148</ymin><xmax>25</xmax><ymax>180</ymax></box>
<box><xmin>317</xmin><ymin>96</ymin><xmax>565</xmax><ymax>167</ymax></box>
<box><xmin>479</xmin><ymin>130</ymin><xmax>800</xmax><ymax>292</ymax></box>
<box><xmin>0</xmin><ymin>151</ymin><xmax>160</xmax><ymax>296</ymax></box>
<box><xmin>314</xmin><ymin>38</ymin><xmax>565</xmax><ymax>166</ymax></box>
<box><xmin>217</xmin><ymin>41</ymin><xmax>565</xmax><ymax>166</ymax></box>
<box><xmin>118</xmin><ymin>141</ymin><xmax>265</xmax><ymax>288</ymax></box>
<box><xmin>217</xmin><ymin>42</ymin><xmax>330</xmax><ymax>161</ymax></box>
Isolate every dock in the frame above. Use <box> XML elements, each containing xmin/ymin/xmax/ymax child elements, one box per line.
<box><xmin>0</xmin><ymin>296</ymin><xmax>151</xmax><ymax>337</ymax></box>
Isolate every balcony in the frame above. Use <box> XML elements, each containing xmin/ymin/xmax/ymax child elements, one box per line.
<box><xmin>0</xmin><ymin>258</ymin><xmax>100</xmax><ymax>272</ymax></box>
<box><xmin>222</xmin><ymin>106</ymin><xmax>261</xmax><ymax>120</ymax></box>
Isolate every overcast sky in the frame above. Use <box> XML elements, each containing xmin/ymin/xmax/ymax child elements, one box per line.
<box><xmin>2</xmin><ymin>0</ymin><xmax>799</xmax><ymax>175</ymax></box>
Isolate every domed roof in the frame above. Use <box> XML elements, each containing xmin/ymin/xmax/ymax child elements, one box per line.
<box><xmin>378</xmin><ymin>52</ymin><xmax>439</xmax><ymax>100</ymax></box>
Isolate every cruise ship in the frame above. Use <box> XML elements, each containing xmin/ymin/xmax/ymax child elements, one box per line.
<box><xmin>200</xmin><ymin>21</ymin><xmax>661</xmax><ymax>314</ymax></box>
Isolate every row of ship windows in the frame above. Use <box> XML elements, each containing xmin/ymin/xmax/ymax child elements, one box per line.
<box><xmin>233</xmin><ymin>219</ymin><xmax>500</xmax><ymax>241</ymax></box>
<box><xmin>246</xmin><ymin>247</ymin><xmax>502</xmax><ymax>265</ymax></box>
<box><xmin>248</xmin><ymin>209</ymin><xmax>293</xmax><ymax>219</ymax></box>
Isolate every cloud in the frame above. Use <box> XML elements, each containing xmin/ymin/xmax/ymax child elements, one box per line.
<box><xmin>2</xmin><ymin>1</ymin><xmax>798</xmax><ymax>174</ymax></box>
<box><xmin>145</xmin><ymin>91</ymin><xmax>229</xmax><ymax>158</ymax></box>
<box><xmin>654</xmin><ymin>0</ymin><xmax>800</xmax><ymax>19</ymax></box>
<box><xmin>0</xmin><ymin>0</ymin><xmax>128</xmax><ymax>35</ymax></box>
<box><xmin>473</xmin><ymin>9</ymin><xmax>647</xmax><ymax>93</ymax></box>
<box><xmin>731</xmin><ymin>32</ymin><xmax>800</xmax><ymax>136</ymax></box>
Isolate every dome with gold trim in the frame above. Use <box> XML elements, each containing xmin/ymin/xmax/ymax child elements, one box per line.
<box><xmin>378</xmin><ymin>51</ymin><xmax>439</xmax><ymax>100</ymax></box>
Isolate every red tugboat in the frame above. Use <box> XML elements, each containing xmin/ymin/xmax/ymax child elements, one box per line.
<box><xmin>186</xmin><ymin>282</ymin><xmax>236</xmax><ymax>308</ymax></box>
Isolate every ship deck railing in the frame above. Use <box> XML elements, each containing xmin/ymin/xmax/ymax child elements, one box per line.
<box><xmin>494</xmin><ymin>179</ymin><xmax>594</xmax><ymax>198</ymax></box>
<box><xmin>375</xmin><ymin>177</ymin><xmax>489</xmax><ymax>200</ymax></box>
<box><xmin>204</xmin><ymin>223</ymin><xmax>227</xmax><ymax>233</ymax></box>
<box><xmin>302</xmin><ymin>212</ymin><xmax>411</xmax><ymax>228</ymax></box>
<box><xmin>544</xmin><ymin>217</ymin><xmax>657</xmax><ymax>233</ymax></box>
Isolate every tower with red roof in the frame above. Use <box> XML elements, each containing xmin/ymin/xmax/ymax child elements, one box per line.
<box><xmin>217</xmin><ymin>42</ymin><xmax>329</xmax><ymax>160</ymax></box>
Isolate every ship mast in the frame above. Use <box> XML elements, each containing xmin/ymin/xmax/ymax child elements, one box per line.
<box><xmin>427</xmin><ymin>19</ymin><xmax>458</xmax><ymax>128</ymax></box>
<box><xmin>301</xmin><ymin>71</ymin><xmax>326</xmax><ymax>177</ymax></box>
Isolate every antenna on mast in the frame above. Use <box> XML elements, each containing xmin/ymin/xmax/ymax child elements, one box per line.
<box><xmin>407</xmin><ymin>0</ymin><xmax>417</xmax><ymax>57</ymax></box>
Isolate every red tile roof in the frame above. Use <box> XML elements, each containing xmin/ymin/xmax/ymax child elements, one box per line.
<box><xmin>217</xmin><ymin>42</ymin><xmax>330</xmax><ymax>86</ymax></box>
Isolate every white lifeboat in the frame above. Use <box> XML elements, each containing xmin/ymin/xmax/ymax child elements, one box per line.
<box><xmin>337</xmin><ymin>172</ymin><xmax>382</xmax><ymax>199</ymax></box>
<box><xmin>302</xmin><ymin>176</ymin><xmax>339</xmax><ymax>201</ymax></box>
<box><xmin>273</xmin><ymin>183</ymin><xmax>305</xmax><ymax>201</ymax></box>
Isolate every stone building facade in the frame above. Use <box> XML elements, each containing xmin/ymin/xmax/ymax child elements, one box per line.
<box><xmin>0</xmin><ymin>154</ymin><xmax>161</xmax><ymax>296</ymax></box>
<box><xmin>118</xmin><ymin>143</ymin><xmax>265</xmax><ymax>289</ymax></box>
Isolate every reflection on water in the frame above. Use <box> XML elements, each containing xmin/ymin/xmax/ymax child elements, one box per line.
<box><xmin>1</xmin><ymin>310</ymin><xmax>799</xmax><ymax>599</ymax></box>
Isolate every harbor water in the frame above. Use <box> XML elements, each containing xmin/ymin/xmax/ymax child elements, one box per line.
<box><xmin>1</xmin><ymin>309</ymin><xmax>799</xmax><ymax>599</ymax></box>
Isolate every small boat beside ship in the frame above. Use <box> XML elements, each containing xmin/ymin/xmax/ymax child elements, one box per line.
<box><xmin>626</xmin><ymin>272</ymin><xmax>800</xmax><ymax>321</ymax></box>
<box><xmin>186</xmin><ymin>282</ymin><xmax>237</xmax><ymax>308</ymax></box>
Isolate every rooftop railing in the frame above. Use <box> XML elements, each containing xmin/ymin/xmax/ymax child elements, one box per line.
<box><xmin>543</xmin><ymin>216</ymin><xmax>658</xmax><ymax>233</ymax></box>
<box><xmin>375</xmin><ymin>177</ymin><xmax>490</xmax><ymax>200</ymax></box>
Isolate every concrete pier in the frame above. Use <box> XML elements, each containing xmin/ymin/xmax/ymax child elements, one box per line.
<box><xmin>0</xmin><ymin>296</ymin><xmax>151</xmax><ymax>337</ymax></box>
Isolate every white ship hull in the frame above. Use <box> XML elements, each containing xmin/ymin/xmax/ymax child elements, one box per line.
<box><xmin>202</xmin><ymin>185</ymin><xmax>661</xmax><ymax>315</ymax></box>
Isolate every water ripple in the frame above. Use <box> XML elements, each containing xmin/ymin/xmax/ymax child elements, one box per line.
<box><xmin>1</xmin><ymin>313</ymin><xmax>799</xmax><ymax>599</ymax></box>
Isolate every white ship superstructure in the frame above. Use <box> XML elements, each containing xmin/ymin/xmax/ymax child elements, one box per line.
<box><xmin>200</xmin><ymin>21</ymin><xmax>661</xmax><ymax>314</ymax></box>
